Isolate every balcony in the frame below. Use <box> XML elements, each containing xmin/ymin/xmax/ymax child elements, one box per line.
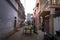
<box><xmin>41</xmin><ymin>0</ymin><xmax>60</xmax><ymax>13</ymax></box>
<box><xmin>48</xmin><ymin>0</ymin><xmax>60</xmax><ymax>8</ymax></box>
<box><xmin>49</xmin><ymin>0</ymin><xmax>60</xmax><ymax>5</ymax></box>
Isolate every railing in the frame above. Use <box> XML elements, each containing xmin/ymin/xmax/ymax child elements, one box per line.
<box><xmin>41</xmin><ymin>0</ymin><xmax>60</xmax><ymax>12</ymax></box>
<box><xmin>48</xmin><ymin>0</ymin><xmax>60</xmax><ymax>8</ymax></box>
<box><xmin>49</xmin><ymin>0</ymin><xmax>60</xmax><ymax>5</ymax></box>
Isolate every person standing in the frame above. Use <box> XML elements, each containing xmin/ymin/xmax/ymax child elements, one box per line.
<box><xmin>32</xmin><ymin>18</ymin><xmax>38</xmax><ymax>34</ymax></box>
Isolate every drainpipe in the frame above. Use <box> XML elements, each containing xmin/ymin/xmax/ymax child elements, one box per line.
<box><xmin>14</xmin><ymin>17</ymin><xmax>17</xmax><ymax>31</ymax></box>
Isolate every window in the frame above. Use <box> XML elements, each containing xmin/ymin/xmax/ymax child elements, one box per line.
<box><xmin>34</xmin><ymin>10</ymin><xmax>36</xmax><ymax>14</ymax></box>
<box><xmin>36</xmin><ymin>3</ymin><xmax>39</xmax><ymax>7</ymax></box>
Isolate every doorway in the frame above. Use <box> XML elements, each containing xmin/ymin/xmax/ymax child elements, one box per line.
<box><xmin>43</xmin><ymin>16</ymin><xmax>49</xmax><ymax>34</ymax></box>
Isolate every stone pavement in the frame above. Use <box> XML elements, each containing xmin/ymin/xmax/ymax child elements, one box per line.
<box><xmin>5</xmin><ymin>28</ymin><xmax>44</xmax><ymax>40</ymax></box>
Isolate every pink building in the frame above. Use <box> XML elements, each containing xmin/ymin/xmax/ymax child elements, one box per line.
<box><xmin>33</xmin><ymin>0</ymin><xmax>41</xmax><ymax>30</ymax></box>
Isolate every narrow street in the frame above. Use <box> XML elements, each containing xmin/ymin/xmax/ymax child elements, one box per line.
<box><xmin>6</xmin><ymin>27</ymin><xmax>44</xmax><ymax>40</ymax></box>
<box><xmin>0</xmin><ymin>0</ymin><xmax>60</xmax><ymax>40</ymax></box>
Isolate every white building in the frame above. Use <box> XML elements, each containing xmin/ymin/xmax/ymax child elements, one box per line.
<box><xmin>26</xmin><ymin>13</ymin><xmax>33</xmax><ymax>24</ymax></box>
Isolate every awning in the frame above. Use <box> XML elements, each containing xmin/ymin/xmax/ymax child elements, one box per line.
<box><xmin>40</xmin><ymin>11</ymin><xmax>50</xmax><ymax>17</ymax></box>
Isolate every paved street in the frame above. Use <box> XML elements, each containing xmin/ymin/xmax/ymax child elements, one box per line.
<box><xmin>5</xmin><ymin>27</ymin><xmax>44</xmax><ymax>40</ymax></box>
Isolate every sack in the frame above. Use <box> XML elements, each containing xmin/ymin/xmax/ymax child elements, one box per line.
<box><xmin>29</xmin><ymin>26</ymin><xmax>32</xmax><ymax>29</ymax></box>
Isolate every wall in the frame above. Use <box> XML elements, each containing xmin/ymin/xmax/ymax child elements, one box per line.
<box><xmin>0</xmin><ymin>0</ymin><xmax>18</xmax><ymax>38</ymax></box>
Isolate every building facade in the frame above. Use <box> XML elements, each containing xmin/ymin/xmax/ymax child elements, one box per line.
<box><xmin>33</xmin><ymin>0</ymin><xmax>41</xmax><ymax>30</ymax></box>
<box><xmin>0</xmin><ymin>0</ymin><xmax>25</xmax><ymax>39</ymax></box>
<box><xmin>17</xmin><ymin>0</ymin><xmax>25</xmax><ymax>27</ymax></box>
<box><xmin>40</xmin><ymin>0</ymin><xmax>60</xmax><ymax>35</ymax></box>
<box><xmin>33</xmin><ymin>0</ymin><xmax>60</xmax><ymax>37</ymax></box>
